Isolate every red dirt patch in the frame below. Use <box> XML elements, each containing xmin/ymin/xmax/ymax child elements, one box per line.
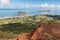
<box><xmin>16</xmin><ymin>23</ymin><xmax>60</xmax><ymax>40</ymax></box>
<box><xmin>16</xmin><ymin>32</ymin><xmax>30</xmax><ymax>40</ymax></box>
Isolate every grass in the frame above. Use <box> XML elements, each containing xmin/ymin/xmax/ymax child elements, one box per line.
<box><xmin>0</xmin><ymin>15</ymin><xmax>59</xmax><ymax>38</ymax></box>
<box><xmin>0</xmin><ymin>22</ymin><xmax>37</xmax><ymax>38</ymax></box>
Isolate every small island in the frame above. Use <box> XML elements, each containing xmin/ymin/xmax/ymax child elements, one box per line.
<box><xmin>39</xmin><ymin>10</ymin><xmax>54</xmax><ymax>12</ymax></box>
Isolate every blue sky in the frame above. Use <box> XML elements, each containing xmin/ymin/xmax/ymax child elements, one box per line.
<box><xmin>0</xmin><ymin>0</ymin><xmax>60</xmax><ymax>8</ymax></box>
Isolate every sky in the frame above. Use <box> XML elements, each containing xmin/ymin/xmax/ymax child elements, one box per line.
<box><xmin>0</xmin><ymin>0</ymin><xmax>60</xmax><ymax>9</ymax></box>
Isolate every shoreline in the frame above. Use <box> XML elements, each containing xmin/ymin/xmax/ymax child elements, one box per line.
<box><xmin>0</xmin><ymin>14</ymin><xmax>60</xmax><ymax>19</ymax></box>
<box><xmin>0</xmin><ymin>15</ymin><xmax>34</xmax><ymax>19</ymax></box>
<box><xmin>0</xmin><ymin>16</ymin><xmax>21</xmax><ymax>19</ymax></box>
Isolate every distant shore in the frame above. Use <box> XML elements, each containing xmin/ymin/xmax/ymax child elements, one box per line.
<box><xmin>0</xmin><ymin>15</ymin><xmax>34</xmax><ymax>19</ymax></box>
<box><xmin>0</xmin><ymin>14</ymin><xmax>60</xmax><ymax>19</ymax></box>
<box><xmin>0</xmin><ymin>16</ymin><xmax>21</xmax><ymax>19</ymax></box>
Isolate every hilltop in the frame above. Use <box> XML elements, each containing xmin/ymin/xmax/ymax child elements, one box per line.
<box><xmin>0</xmin><ymin>15</ymin><xmax>59</xmax><ymax>40</ymax></box>
<box><xmin>16</xmin><ymin>23</ymin><xmax>60</xmax><ymax>40</ymax></box>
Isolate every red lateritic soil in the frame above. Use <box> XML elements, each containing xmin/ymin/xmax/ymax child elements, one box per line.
<box><xmin>16</xmin><ymin>32</ymin><xmax>30</xmax><ymax>40</ymax></box>
<box><xmin>15</xmin><ymin>23</ymin><xmax>60</xmax><ymax>40</ymax></box>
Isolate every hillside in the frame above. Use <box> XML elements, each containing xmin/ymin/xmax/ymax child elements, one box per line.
<box><xmin>0</xmin><ymin>15</ymin><xmax>59</xmax><ymax>40</ymax></box>
<box><xmin>16</xmin><ymin>21</ymin><xmax>60</xmax><ymax>40</ymax></box>
<box><xmin>45</xmin><ymin>15</ymin><xmax>60</xmax><ymax>20</ymax></box>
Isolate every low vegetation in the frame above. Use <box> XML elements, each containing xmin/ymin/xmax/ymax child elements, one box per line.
<box><xmin>0</xmin><ymin>15</ymin><xmax>59</xmax><ymax>38</ymax></box>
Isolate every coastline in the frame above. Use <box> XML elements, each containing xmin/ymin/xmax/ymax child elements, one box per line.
<box><xmin>0</xmin><ymin>15</ymin><xmax>34</xmax><ymax>19</ymax></box>
<box><xmin>0</xmin><ymin>14</ymin><xmax>60</xmax><ymax>19</ymax></box>
<box><xmin>0</xmin><ymin>16</ymin><xmax>21</xmax><ymax>19</ymax></box>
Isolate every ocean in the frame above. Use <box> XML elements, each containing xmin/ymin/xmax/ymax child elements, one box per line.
<box><xmin>0</xmin><ymin>8</ymin><xmax>60</xmax><ymax>17</ymax></box>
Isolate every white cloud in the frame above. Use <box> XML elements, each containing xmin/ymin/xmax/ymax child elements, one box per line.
<box><xmin>22</xmin><ymin>3</ymin><xmax>60</xmax><ymax>8</ymax></box>
<box><xmin>49</xmin><ymin>5</ymin><xmax>55</xmax><ymax>8</ymax></box>
<box><xmin>40</xmin><ymin>3</ymin><xmax>56</xmax><ymax>8</ymax></box>
<box><xmin>0</xmin><ymin>0</ymin><xmax>10</xmax><ymax>5</ymax></box>
<box><xmin>57</xmin><ymin>5</ymin><xmax>60</xmax><ymax>8</ymax></box>
<box><xmin>45</xmin><ymin>3</ymin><xmax>48</xmax><ymax>7</ymax></box>
<box><xmin>41</xmin><ymin>4</ymin><xmax>45</xmax><ymax>7</ymax></box>
<box><xmin>41</xmin><ymin>3</ymin><xmax>48</xmax><ymax>8</ymax></box>
<box><xmin>40</xmin><ymin>3</ymin><xmax>59</xmax><ymax>8</ymax></box>
<box><xmin>25</xmin><ymin>4</ymin><xmax>31</xmax><ymax>8</ymax></box>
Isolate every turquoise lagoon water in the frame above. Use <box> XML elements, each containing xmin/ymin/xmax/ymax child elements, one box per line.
<box><xmin>0</xmin><ymin>8</ymin><xmax>60</xmax><ymax>17</ymax></box>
